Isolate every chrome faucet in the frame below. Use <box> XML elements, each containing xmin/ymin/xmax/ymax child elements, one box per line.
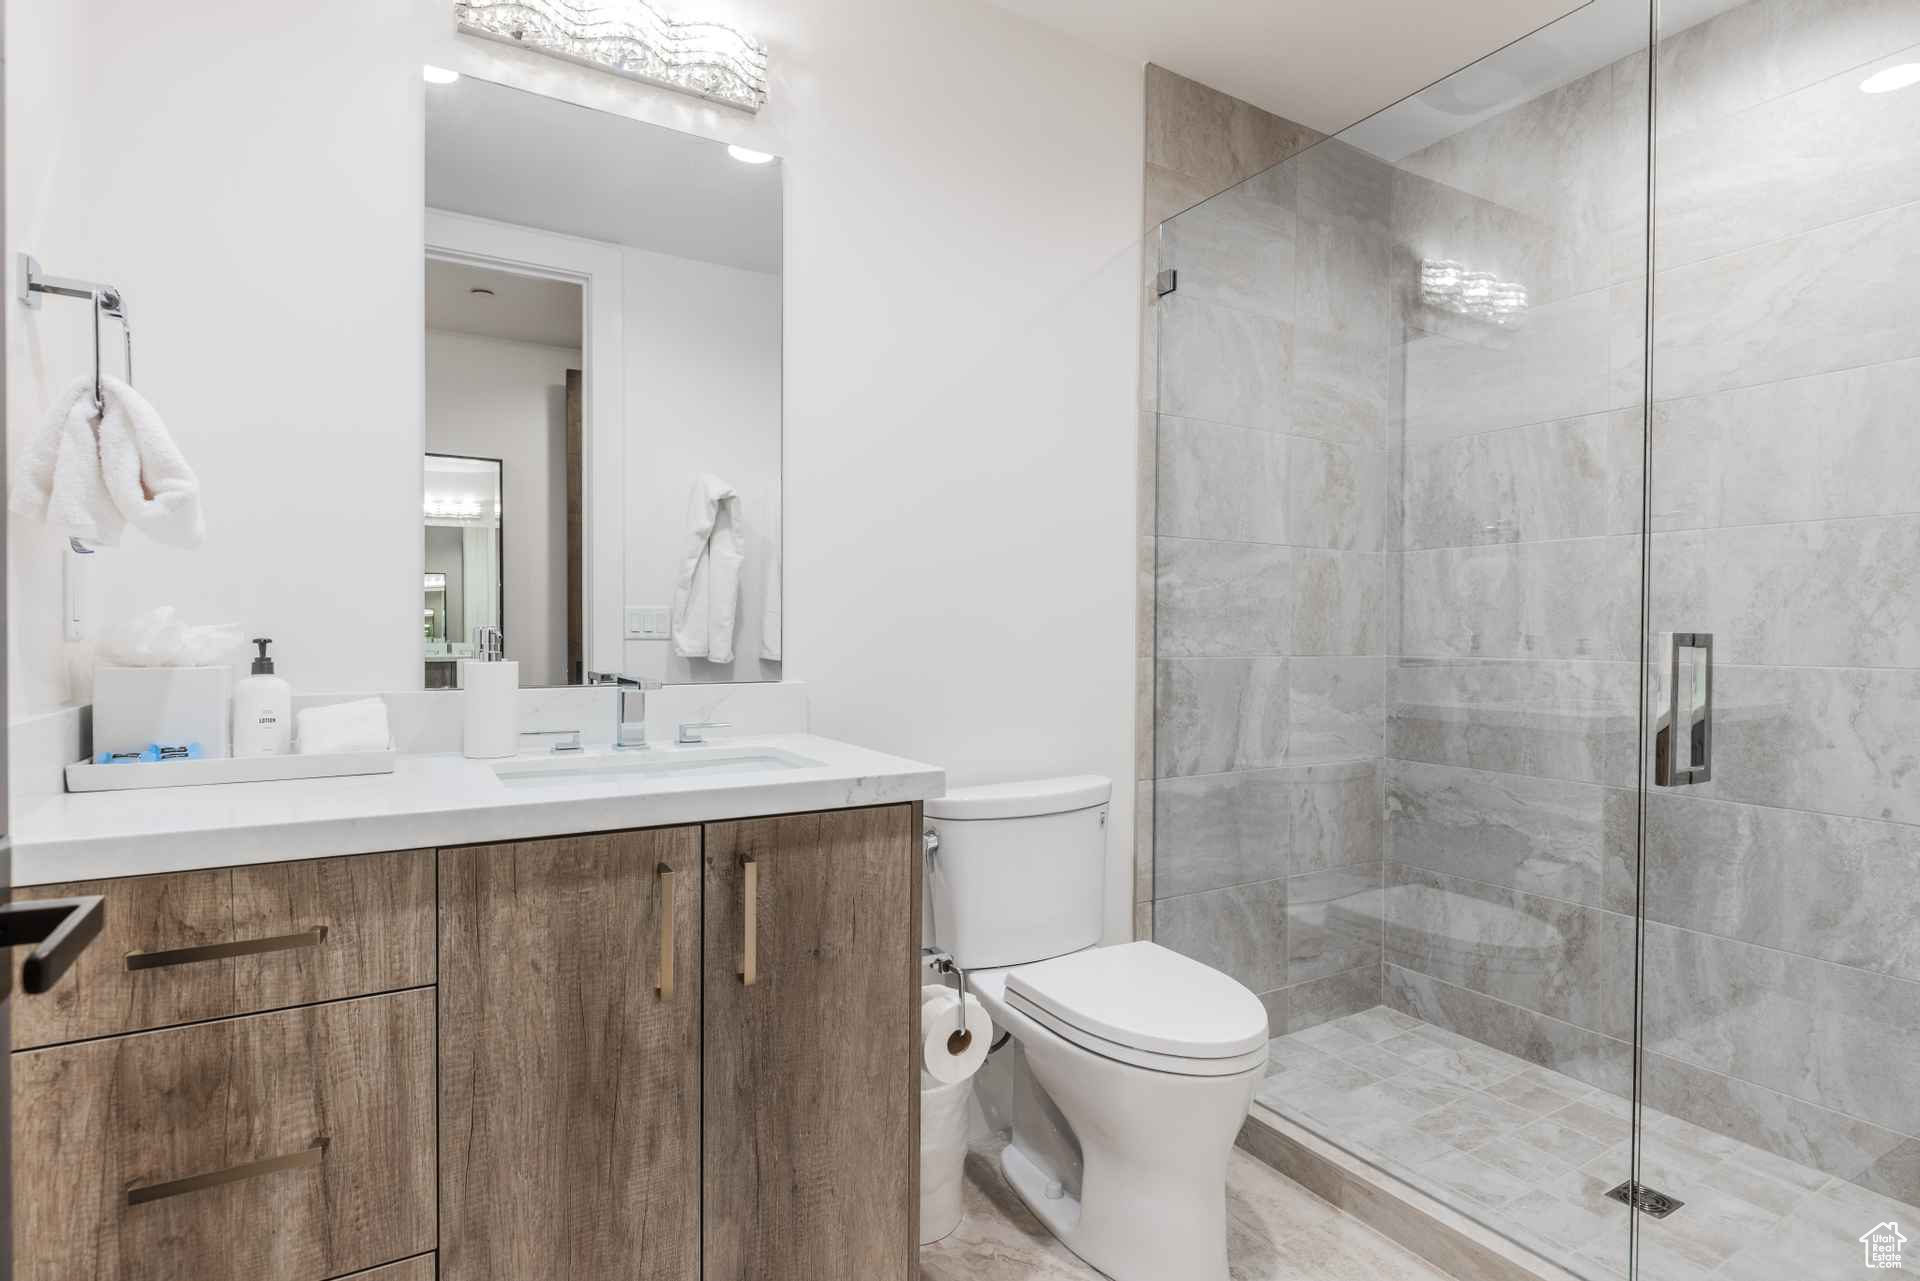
<box><xmin>589</xmin><ymin>672</ymin><xmax>663</xmax><ymax>750</ymax></box>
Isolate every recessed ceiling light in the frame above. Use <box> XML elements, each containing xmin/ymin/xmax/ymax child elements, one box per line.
<box><xmin>1860</xmin><ymin>63</ymin><xmax>1920</xmax><ymax>94</ymax></box>
<box><xmin>423</xmin><ymin>65</ymin><xmax>461</xmax><ymax>85</ymax></box>
<box><xmin>727</xmin><ymin>145</ymin><xmax>775</xmax><ymax>165</ymax></box>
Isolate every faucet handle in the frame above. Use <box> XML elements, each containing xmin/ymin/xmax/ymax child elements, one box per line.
<box><xmin>587</xmin><ymin>671</ymin><xmax>663</xmax><ymax>690</ymax></box>
<box><xmin>675</xmin><ymin>720</ymin><xmax>731</xmax><ymax>746</ymax></box>
<box><xmin>520</xmin><ymin>728</ymin><xmax>583</xmax><ymax>753</ymax></box>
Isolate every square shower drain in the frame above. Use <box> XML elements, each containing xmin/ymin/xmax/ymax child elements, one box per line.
<box><xmin>1606</xmin><ymin>1180</ymin><xmax>1685</xmax><ymax>1218</ymax></box>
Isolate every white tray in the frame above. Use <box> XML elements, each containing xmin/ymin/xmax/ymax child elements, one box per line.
<box><xmin>64</xmin><ymin>748</ymin><xmax>397</xmax><ymax>793</ymax></box>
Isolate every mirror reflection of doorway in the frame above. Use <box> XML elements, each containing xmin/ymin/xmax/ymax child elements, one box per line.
<box><xmin>423</xmin><ymin>259</ymin><xmax>584</xmax><ymax>687</ymax></box>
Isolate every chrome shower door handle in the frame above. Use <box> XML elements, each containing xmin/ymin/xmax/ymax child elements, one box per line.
<box><xmin>1657</xmin><ymin>632</ymin><xmax>1713</xmax><ymax>787</ymax></box>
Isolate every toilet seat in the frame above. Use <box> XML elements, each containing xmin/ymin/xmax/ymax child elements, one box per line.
<box><xmin>1000</xmin><ymin>942</ymin><xmax>1269</xmax><ymax>1077</ymax></box>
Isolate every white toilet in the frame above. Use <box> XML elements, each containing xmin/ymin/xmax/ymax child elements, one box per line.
<box><xmin>925</xmin><ymin>775</ymin><xmax>1268</xmax><ymax>1281</ymax></box>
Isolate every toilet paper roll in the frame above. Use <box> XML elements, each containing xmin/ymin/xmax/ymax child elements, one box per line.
<box><xmin>920</xmin><ymin>984</ymin><xmax>974</xmax><ymax>1039</ymax></box>
<box><xmin>920</xmin><ymin>985</ymin><xmax>964</xmax><ymax>1043</ymax></box>
<box><xmin>920</xmin><ymin>990</ymin><xmax>992</xmax><ymax>1084</ymax></box>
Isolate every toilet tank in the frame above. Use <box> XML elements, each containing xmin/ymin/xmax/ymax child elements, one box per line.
<box><xmin>924</xmin><ymin>776</ymin><xmax>1110</xmax><ymax>970</ymax></box>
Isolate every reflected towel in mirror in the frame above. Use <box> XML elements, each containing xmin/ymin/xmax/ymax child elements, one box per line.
<box><xmin>670</xmin><ymin>473</ymin><xmax>742</xmax><ymax>663</ymax></box>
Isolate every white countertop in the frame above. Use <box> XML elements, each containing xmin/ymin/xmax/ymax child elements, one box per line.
<box><xmin>12</xmin><ymin>734</ymin><xmax>945</xmax><ymax>886</ymax></box>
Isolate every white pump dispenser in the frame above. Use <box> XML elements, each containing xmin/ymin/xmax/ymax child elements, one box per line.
<box><xmin>232</xmin><ymin>637</ymin><xmax>293</xmax><ymax>757</ymax></box>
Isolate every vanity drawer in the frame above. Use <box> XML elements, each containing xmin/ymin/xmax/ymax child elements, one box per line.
<box><xmin>342</xmin><ymin>1257</ymin><xmax>435</xmax><ymax>1281</ymax></box>
<box><xmin>10</xmin><ymin>849</ymin><xmax>434</xmax><ymax>1048</ymax></box>
<box><xmin>11</xmin><ymin>990</ymin><xmax>436</xmax><ymax>1281</ymax></box>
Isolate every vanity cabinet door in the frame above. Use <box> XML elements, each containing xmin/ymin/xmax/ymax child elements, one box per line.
<box><xmin>702</xmin><ymin>804</ymin><xmax>921</xmax><ymax>1281</ymax></box>
<box><xmin>438</xmin><ymin>827</ymin><xmax>701</xmax><ymax>1281</ymax></box>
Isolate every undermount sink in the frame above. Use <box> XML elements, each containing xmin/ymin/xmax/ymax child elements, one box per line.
<box><xmin>492</xmin><ymin>744</ymin><xmax>823</xmax><ymax>787</ymax></box>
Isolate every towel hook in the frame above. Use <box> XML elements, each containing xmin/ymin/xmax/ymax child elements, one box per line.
<box><xmin>17</xmin><ymin>254</ymin><xmax>135</xmax><ymax>555</ymax></box>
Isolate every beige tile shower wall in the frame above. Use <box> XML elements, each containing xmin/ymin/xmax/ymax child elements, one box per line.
<box><xmin>1384</xmin><ymin>0</ymin><xmax>1920</xmax><ymax>1207</ymax></box>
<box><xmin>1140</xmin><ymin>68</ymin><xmax>1396</xmax><ymax>1032</ymax></box>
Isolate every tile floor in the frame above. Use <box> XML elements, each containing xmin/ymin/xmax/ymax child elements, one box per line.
<box><xmin>919</xmin><ymin>1134</ymin><xmax>1464</xmax><ymax>1281</ymax></box>
<box><xmin>1260</xmin><ymin>1005</ymin><xmax>1918</xmax><ymax>1280</ymax></box>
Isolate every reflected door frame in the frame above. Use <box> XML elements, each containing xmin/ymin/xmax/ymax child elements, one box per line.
<box><xmin>425</xmin><ymin>208</ymin><xmax>626</xmax><ymax>678</ymax></box>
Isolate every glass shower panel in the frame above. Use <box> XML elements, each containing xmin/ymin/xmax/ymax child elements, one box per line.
<box><xmin>1150</xmin><ymin>1</ymin><xmax>1651</xmax><ymax>1275</ymax></box>
<box><xmin>1635</xmin><ymin>0</ymin><xmax>1920</xmax><ymax>1275</ymax></box>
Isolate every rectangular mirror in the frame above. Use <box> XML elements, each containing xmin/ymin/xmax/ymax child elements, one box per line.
<box><xmin>424</xmin><ymin>73</ymin><xmax>783</xmax><ymax>687</ymax></box>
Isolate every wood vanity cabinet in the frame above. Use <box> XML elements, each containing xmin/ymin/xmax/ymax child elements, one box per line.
<box><xmin>703</xmin><ymin>807</ymin><xmax>920</xmax><ymax>1281</ymax></box>
<box><xmin>10</xmin><ymin>802</ymin><xmax>920</xmax><ymax>1281</ymax></box>
<box><xmin>438</xmin><ymin>826</ymin><xmax>704</xmax><ymax>1281</ymax></box>
<box><xmin>9</xmin><ymin>851</ymin><xmax>438</xmax><ymax>1281</ymax></box>
<box><xmin>9</xmin><ymin>849</ymin><xmax>434</xmax><ymax>1048</ymax></box>
<box><xmin>437</xmin><ymin>804</ymin><xmax>922</xmax><ymax>1281</ymax></box>
<box><xmin>12</xmin><ymin>990</ymin><xmax>436</xmax><ymax>1281</ymax></box>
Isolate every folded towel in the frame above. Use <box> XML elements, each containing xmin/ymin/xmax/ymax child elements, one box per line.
<box><xmin>8</xmin><ymin>374</ymin><xmax>203</xmax><ymax>548</ymax></box>
<box><xmin>295</xmin><ymin>698</ymin><xmax>391</xmax><ymax>755</ymax></box>
<box><xmin>670</xmin><ymin>474</ymin><xmax>744</xmax><ymax>664</ymax></box>
<box><xmin>8</xmin><ymin>376</ymin><xmax>124</xmax><ymax>544</ymax></box>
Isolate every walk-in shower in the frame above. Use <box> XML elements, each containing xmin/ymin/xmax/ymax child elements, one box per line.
<box><xmin>1148</xmin><ymin>0</ymin><xmax>1920</xmax><ymax>1275</ymax></box>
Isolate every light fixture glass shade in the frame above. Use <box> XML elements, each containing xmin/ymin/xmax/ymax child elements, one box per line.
<box><xmin>1420</xmin><ymin>258</ymin><xmax>1529</xmax><ymax>328</ymax></box>
<box><xmin>453</xmin><ymin>0</ymin><xmax>768</xmax><ymax>112</ymax></box>
<box><xmin>1860</xmin><ymin>63</ymin><xmax>1920</xmax><ymax>94</ymax></box>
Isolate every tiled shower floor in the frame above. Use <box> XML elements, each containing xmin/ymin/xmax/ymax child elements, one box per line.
<box><xmin>1259</xmin><ymin>1006</ymin><xmax>1918</xmax><ymax>1280</ymax></box>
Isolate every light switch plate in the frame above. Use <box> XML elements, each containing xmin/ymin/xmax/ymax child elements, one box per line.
<box><xmin>625</xmin><ymin>605</ymin><xmax>671</xmax><ymax>640</ymax></box>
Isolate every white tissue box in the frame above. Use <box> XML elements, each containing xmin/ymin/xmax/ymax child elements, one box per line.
<box><xmin>91</xmin><ymin>665</ymin><xmax>232</xmax><ymax>759</ymax></box>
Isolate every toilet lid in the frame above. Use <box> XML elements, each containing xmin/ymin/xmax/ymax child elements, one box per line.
<box><xmin>1004</xmin><ymin>941</ymin><xmax>1269</xmax><ymax>1060</ymax></box>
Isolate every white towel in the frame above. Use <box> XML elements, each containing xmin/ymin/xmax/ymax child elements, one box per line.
<box><xmin>295</xmin><ymin>697</ymin><xmax>392</xmax><ymax>755</ymax></box>
<box><xmin>670</xmin><ymin>474</ymin><xmax>743</xmax><ymax>664</ymax></box>
<box><xmin>97</xmin><ymin>375</ymin><xmax>204</xmax><ymax>547</ymax></box>
<box><xmin>8</xmin><ymin>376</ymin><xmax>123</xmax><ymax>544</ymax></box>
<box><xmin>9</xmin><ymin>374</ymin><xmax>203</xmax><ymax>548</ymax></box>
<box><xmin>760</xmin><ymin>491</ymin><xmax>782</xmax><ymax>662</ymax></box>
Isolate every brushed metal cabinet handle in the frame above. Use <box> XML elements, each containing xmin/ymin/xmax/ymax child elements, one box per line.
<box><xmin>126</xmin><ymin>1138</ymin><xmax>328</xmax><ymax>1206</ymax></box>
<box><xmin>126</xmin><ymin>925</ymin><xmax>328</xmax><ymax>971</ymax></box>
<box><xmin>656</xmin><ymin>863</ymin><xmax>676</xmax><ymax>1000</ymax></box>
<box><xmin>739</xmin><ymin>856</ymin><xmax>758</xmax><ymax>986</ymax></box>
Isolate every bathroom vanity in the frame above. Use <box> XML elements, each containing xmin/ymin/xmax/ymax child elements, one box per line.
<box><xmin>6</xmin><ymin>736</ymin><xmax>941</xmax><ymax>1281</ymax></box>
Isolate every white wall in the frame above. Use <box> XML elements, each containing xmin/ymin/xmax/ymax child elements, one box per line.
<box><xmin>6</xmin><ymin>0</ymin><xmax>426</xmax><ymax>709</ymax></box>
<box><xmin>9</xmin><ymin>0</ymin><xmax>1145</xmax><ymax>939</ymax></box>
<box><xmin>424</xmin><ymin>330</ymin><xmax>580</xmax><ymax>686</ymax></box>
<box><xmin>620</xmin><ymin>248</ymin><xmax>782</xmax><ymax>685</ymax></box>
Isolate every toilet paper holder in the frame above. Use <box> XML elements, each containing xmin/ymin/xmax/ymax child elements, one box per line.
<box><xmin>920</xmin><ymin>946</ymin><xmax>973</xmax><ymax>1056</ymax></box>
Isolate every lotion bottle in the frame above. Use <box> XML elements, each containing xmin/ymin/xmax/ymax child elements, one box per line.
<box><xmin>233</xmin><ymin>637</ymin><xmax>293</xmax><ymax>757</ymax></box>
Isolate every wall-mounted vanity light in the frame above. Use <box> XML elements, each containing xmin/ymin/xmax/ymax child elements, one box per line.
<box><xmin>453</xmin><ymin>0</ymin><xmax>769</xmax><ymax>113</ymax></box>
